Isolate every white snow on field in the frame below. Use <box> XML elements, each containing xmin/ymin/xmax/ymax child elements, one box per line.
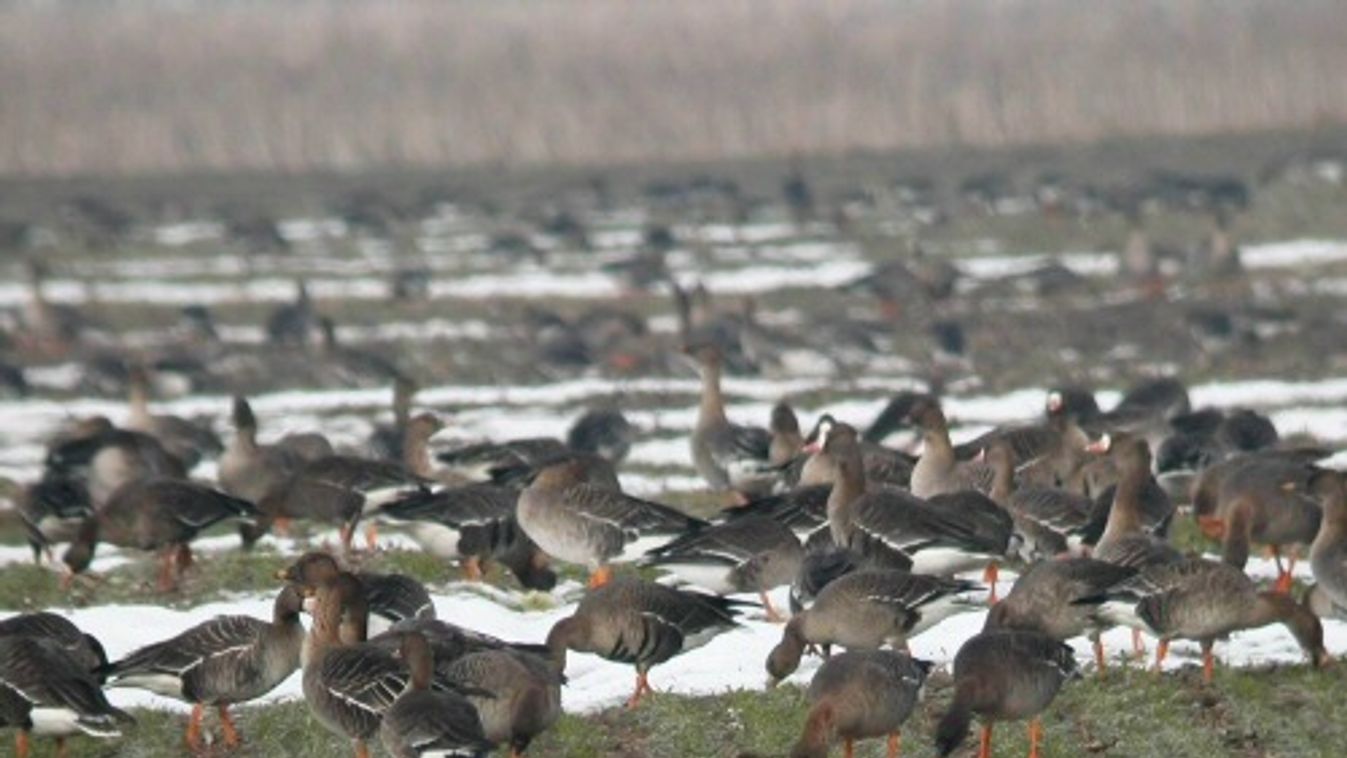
<box><xmin>1240</xmin><ymin>239</ymin><xmax>1347</xmax><ymax>269</ymax></box>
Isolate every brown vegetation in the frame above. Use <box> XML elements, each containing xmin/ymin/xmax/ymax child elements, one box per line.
<box><xmin>1</xmin><ymin>0</ymin><xmax>1345</xmax><ymax>176</ymax></box>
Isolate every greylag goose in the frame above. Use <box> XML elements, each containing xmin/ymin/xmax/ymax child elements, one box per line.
<box><xmin>378</xmin><ymin>632</ymin><xmax>491</xmax><ymax>758</ymax></box>
<box><xmin>374</xmin><ymin>484</ymin><xmax>557</xmax><ymax>589</ymax></box>
<box><xmin>302</xmin><ymin>573</ymin><xmax>482</xmax><ymax>758</ymax></box>
<box><xmin>104</xmin><ymin>585</ymin><xmax>305</xmax><ymax>750</ymax></box>
<box><xmin>366</xmin><ymin>377</ymin><xmax>419</xmax><ymax>463</ymax></box>
<box><xmin>17</xmin><ymin>475</ymin><xmax>92</xmax><ymax>564</ymax></box>
<box><xmin>0</xmin><ymin>634</ymin><xmax>131</xmax><ymax>758</ymax></box>
<box><xmin>825</xmin><ymin>423</ymin><xmax>1014</xmax><ymax>584</ymax></box>
<box><xmin>545</xmin><ymin>577</ymin><xmax>745</xmax><ymax>707</ymax></box>
<box><xmin>934</xmin><ymin>630</ymin><xmax>1076</xmax><ymax>758</ymax></box>
<box><xmin>790</xmin><ymin>650</ymin><xmax>932</xmax><ymax>758</ymax></box>
<box><xmin>566</xmin><ymin>407</ymin><xmax>636</xmax><ymax>466</ymax></box>
<box><xmin>1202</xmin><ymin>456</ymin><xmax>1321</xmax><ymax>594</ymax></box>
<box><xmin>63</xmin><ymin>478</ymin><xmax>257</xmax><ymax>591</ymax></box>
<box><xmin>905</xmin><ymin>397</ymin><xmax>994</xmax><ymax>498</ymax></box>
<box><xmin>766</xmin><ymin>569</ymin><xmax>979</xmax><ymax>684</ymax></box>
<box><xmin>640</xmin><ymin>514</ymin><xmax>803</xmax><ymax>621</ymax></box>
<box><xmin>984</xmin><ymin>558</ymin><xmax>1135</xmax><ymax>674</ymax></box>
<box><xmin>279</xmin><ymin>552</ymin><xmax>435</xmax><ymax>633</ymax></box>
<box><xmin>123</xmin><ymin>365</ymin><xmax>222</xmax><ymax>470</ymax></box>
<box><xmin>1077</xmin><ymin>557</ymin><xmax>1328</xmax><ymax>682</ymax></box>
<box><xmin>517</xmin><ymin>460</ymin><xmax>704</xmax><ymax>587</ymax></box>
<box><xmin>686</xmin><ymin>344</ymin><xmax>774</xmax><ymax>496</ymax></box>
<box><xmin>1309</xmin><ymin>469</ymin><xmax>1347</xmax><ymax>617</ymax></box>
<box><xmin>442</xmin><ymin>649</ymin><xmax>561</xmax><ymax>757</ymax></box>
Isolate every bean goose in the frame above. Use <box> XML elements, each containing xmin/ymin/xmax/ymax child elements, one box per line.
<box><xmin>825</xmin><ymin>423</ymin><xmax>1014</xmax><ymax>583</ymax></box>
<box><xmin>123</xmin><ymin>365</ymin><xmax>221</xmax><ymax>470</ymax></box>
<box><xmin>935</xmin><ymin>630</ymin><xmax>1077</xmax><ymax>758</ymax></box>
<box><xmin>0</xmin><ymin>634</ymin><xmax>132</xmax><ymax>758</ymax></box>
<box><xmin>379</xmin><ymin>633</ymin><xmax>491</xmax><ymax>758</ymax></box>
<box><xmin>517</xmin><ymin>460</ymin><xmax>705</xmax><ymax>587</ymax></box>
<box><xmin>63</xmin><ymin>478</ymin><xmax>257</xmax><ymax>591</ymax></box>
<box><xmin>905</xmin><ymin>397</ymin><xmax>994</xmax><ymax>498</ymax></box>
<box><xmin>790</xmin><ymin>650</ymin><xmax>932</xmax><ymax>758</ymax></box>
<box><xmin>442</xmin><ymin>649</ymin><xmax>561</xmax><ymax>757</ymax></box>
<box><xmin>545</xmin><ymin>577</ymin><xmax>745</xmax><ymax>707</ymax></box>
<box><xmin>984</xmin><ymin>558</ymin><xmax>1136</xmax><ymax>674</ymax></box>
<box><xmin>1076</xmin><ymin>557</ymin><xmax>1328</xmax><ymax>683</ymax></box>
<box><xmin>302</xmin><ymin>573</ymin><xmax>480</xmax><ymax>758</ymax></box>
<box><xmin>766</xmin><ymin>569</ymin><xmax>979</xmax><ymax>684</ymax></box>
<box><xmin>104</xmin><ymin>585</ymin><xmax>305</xmax><ymax>750</ymax></box>
<box><xmin>686</xmin><ymin>344</ymin><xmax>774</xmax><ymax>496</ymax></box>
<box><xmin>641</xmin><ymin>514</ymin><xmax>803</xmax><ymax>621</ymax></box>
<box><xmin>1309</xmin><ymin>469</ymin><xmax>1347</xmax><ymax>618</ymax></box>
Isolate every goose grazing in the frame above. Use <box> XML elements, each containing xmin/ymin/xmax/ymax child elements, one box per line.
<box><xmin>379</xmin><ymin>632</ymin><xmax>491</xmax><ymax>758</ymax></box>
<box><xmin>517</xmin><ymin>460</ymin><xmax>705</xmax><ymax>588</ymax></box>
<box><xmin>905</xmin><ymin>397</ymin><xmax>994</xmax><ymax>498</ymax></box>
<box><xmin>62</xmin><ymin>478</ymin><xmax>257</xmax><ymax>591</ymax></box>
<box><xmin>103</xmin><ymin>585</ymin><xmax>305</xmax><ymax>750</ymax></box>
<box><xmin>935</xmin><ymin>630</ymin><xmax>1077</xmax><ymax>758</ymax></box>
<box><xmin>123</xmin><ymin>365</ymin><xmax>222</xmax><ymax>470</ymax></box>
<box><xmin>640</xmin><ymin>514</ymin><xmax>803</xmax><ymax>621</ymax></box>
<box><xmin>767</xmin><ymin>569</ymin><xmax>979</xmax><ymax>684</ymax></box>
<box><xmin>1076</xmin><ymin>557</ymin><xmax>1329</xmax><ymax>683</ymax></box>
<box><xmin>1309</xmin><ymin>469</ymin><xmax>1347</xmax><ymax>618</ymax></box>
<box><xmin>442</xmin><ymin>649</ymin><xmax>562</xmax><ymax>757</ymax></box>
<box><xmin>0</xmin><ymin>634</ymin><xmax>132</xmax><ymax>758</ymax></box>
<box><xmin>824</xmin><ymin>423</ymin><xmax>1014</xmax><ymax>589</ymax></box>
<box><xmin>545</xmin><ymin>577</ymin><xmax>745</xmax><ymax>707</ymax></box>
<box><xmin>1205</xmin><ymin>456</ymin><xmax>1321</xmax><ymax>594</ymax></box>
<box><xmin>984</xmin><ymin>558</ymin><xmax>1136</xmax><ymax>675</ymax></box>
<box><xmin>790</xmin><ymin>650</ymin><xmax>932</xmax><ymax>758</ymax></box>
<box><xmin>686</xmin><ymin>344</ymin><xmax>774</xmax><ymax>497</ymax></box>
<box><xmin>17</xmin><ymin>475</ymin><xmax>92</xmax><ymax>564</ymax></box>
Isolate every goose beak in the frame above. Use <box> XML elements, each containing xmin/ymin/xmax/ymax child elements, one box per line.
<box><xmin>1085</xmin><ymin>433</ymin><xmax>1112</xmax><ymax>454</ymax></box>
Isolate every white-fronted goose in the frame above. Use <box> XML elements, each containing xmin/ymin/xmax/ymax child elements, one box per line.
<box><xmin>104</xmin><ymin>585</ymin><xmax>304</xmax><ymax>750</ymax></box>
<box><xmin>686</xmin><ymin>344</ymin><xmax>774</xmax><ymax>496</ymax></box>
<box><xmin>256</xmin><ymin>453</ymin><xmax>427</xmax><ymax>550</ymax></box>
<box><xmin>789</xmin><ymin>531</ymin><xmax>915</xmax><ymax>614</ymax></box>
<box><xmin>63</xmin><ymin>478</ymin><xmax>257</xmax><ymax>591</ymax></box>
<box><xmin>790</xmin><ymin>650</ymin><xmax>931</xmax><ymax>758</ymax></box>
<box><xmin>435</xmin><ymin>436</ymin><xmax>569</xmax><ymax>484</ymax></box>
<box><xmin>379</xmin><ymin>632</ymin><xmax>491</xmax><ymax>758</ymax></box>
<box><xmin>0</xmin><ymin>634</ymin><xmax>131</xmax><ymax>758</ymax></box>
<box><xmin>279</xmin><ymin>552</ymin><xmax>435</xmax><ymax>634</ymax></box>
<box><xmin>984</xmin><ymin>558</ymin><xmax>1136</xmax><ymax>674</ymax></box>
<box><xmin>797</xmin><ymin>415</ymin><xmax>913</xmax><ymax>489</ymax></box>
<box><xmin>123</xmin><ymin>365</ymin><xmax>222</xmax><ymax>470</ymax></box>
<box><xmin>641</xmin><ymin>514</ymin><xmax>803</xmax><ymax>620</ymax></box>
<box><xmin>44</xmin><ymin>416</ymin><xmax>186</xmax><ymax>508</ymax></box>
<box><xmin>934</xmin><ymin>630</ymin><xmax>1076</xmax><ymax>758</ymax></box>
<box><xmin>1204</xmin><ymin>456</ymin><xmax>1321</xmax><ymax>594</ymax></box>
<box><xmin>443</xmin><ymin>649</ymin><xmax>561</xmax><ymax>757</ymax></box>
<box><xmin>1078</xmin><ymin>557</ymin><xmax>1328</xmax><ymax>682</ymax></box>
<box><xmin>986</xmin><ymin>441</ymin><xmax>1094</xmax><ymax>559</ymax></box>
<box><xmin>366</xmin><ymin>377</ymin><xmax>419</xmax><ymax>463</ymax></box>
<box><xmin>0</xmin><ymin>613</ymin><xmax>108</xmax><ymax>680</ymax></box>
<box><xmin>766</xmin><ymin>569</ymin><xmax>979</xmax><ymax>684</ymax></box>
<box><xmin>723</xmin><ymin>484</ymin><xmax>833</xmax><ymax>539</ymax></box>
<box><xmin>17</xmin><ymin>475</ymin><xmax>92</xmax><ymax>564</ymax></box>
<box><xmin>566</xmin><ymin>406</ymin><xmax>636</xmax><ymax>466</ymax></box>
<box><xmin>768</xmin><ymin>402</ymin><xmax>806</xmax><ymax>467</ymax></box>
<box><xmin>825</xmin><ymin>423</ymin><xmax>1014</xmax><ymax>582</ymax></box>
<box><xmin>905</xmin><ymin>398</ymin><xmax>994</xmax><ymax>498</ymax></box>
<box><xmin>1087</xmin><ymin>435</ymin><xmax>1181</xmax><ymax>570</ymax></box>
<box><xmin>218</xmin><ymin>396</ymin><xmax>305</xmax><ymax>506</ymax></box>
<box><xmin>517</xmin><ymin>460</ymin><xmax>705</xmax><ymax>587</ymax></box>
<box><xmin>545</xmin><ymin>577</ymin><xmax>745</xmax><ymax>707</ymax></box>
<box><xmin>1309</xmin><ymin>469</ymin><xmax>1347</xmax><ymax>618</ymax></box>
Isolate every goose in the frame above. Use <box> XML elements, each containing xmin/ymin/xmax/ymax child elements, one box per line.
<box><xmin>1087</xmin><ymin>435</ymin><xmax>1181</xmax><ymax>570</ymax></box>
<box><xmin>0</xmin><ymin>634</ymin><xmax>131</xmax><ymax>758</ymax></box>
<box><xmin>0</xmin><ymin>613</ymin><xmax>107</xmax><ymax>681</ymax></box>
<box><xmin>790</xmin><ymin>650</ymin><xmax>931</xmax><ymax>758</ymax></box>
<box><xmin>1076</xmin><ymin>557</ymin><xmax>1328</xmax><ymax>682</ymax></box>
<box><xmin>766</xmin><ymin>569</ymin><xmax>979</xmax><ymax>684</ymax></box>
<box><xmin>796</xmin><ymin>415</ymin><xmax>913</xmax><ymax>489</ymax></box>
<box><xmin>686</xmin><ymin>344</ymin><xmax>774</xmax><ymax>496</ymax></box>
<box><xmin>265</xmin><ymin>280</ymin><xmax>317</xmax><ymax>347</ymax></box>
<box><xmin>1204</xmin><ymin>456</ymin><xmax>1321</xmax><ymax>594</ymax></box>
<box><xmin>442</xmin><ymin>649</ymin><xmax>562</xmax><ymax>757</ymax></box>
<box><xmin>62</xmin><ymin>478</ymin><xmax>257</xmax><ymax>592</ymax></box>
<box><xmin>721</xmin><ymin>484</ymin><xmax>833</xmax><ymax>539</ymax></box>
<box><xmin>1309</xmin><ymin>469</ymin><xmax>1347</xmax><ymax>617</ymax></box>
<box><xmin>545</xmin><ymin>577</ymin><xmax>745</xmax><ymax>707</ymax></box>
<box><xmin>366</xmin><ymin>377</ymin><xmax>419</xmax><ymax>463</ymax></box>
<box><xmin>218</xmin><ymin>396</ymin><xmax>306</xmax><ymax>510</ymax></box>
<box><xmin>103</xmin><ymin>585</ymin><xmax>305</xmax><ymax>750</ymax></box>
<box><xmin>436</xmin><ymin>436</ymin><xmax>571</xmax><ymax>485</ymax></box>
<box><xmin>905</xmin><ymin>397</ymin><xmax>994</xmax><ymax>498</ymax></box>
<box><xmin>768</xmin><ymin>402</ymin><xmax>806</xmax><ymax>467</ymax></box>
<box><xmin>985</xmin><ymin>440</ymin><xmax>1095</xmax><ymax>559</ymax></box>
<box><xmin>516</xmin><ymin>460</ymin><xmax>704</xmax><ymax>587</ymax></box>
<box><xmin>123</xmin><ymin>365</ymin><xmax>222</xmax><ymax>470</ymax></box>
<box><xmin>279</xmin><ymin>552</ymin><xmax>435</xmax><ymax>635</ymax></box>
<box><xmin>378</xmin><ymin>632</ymin><xmax>491</xmax><ymax>758</ymax></box>
<box><xmin>566</xmin><ymin>407</ymin><xmax>636</xmax><ymax>466</ymax></box>
<box><xmin>16</xmin><ymin>475</ymin><xmax>92</xmax><ymax>564</ymax></box>
<box><xmin>640</xmin><ymin>514</ymin><xmax>803</xmax><ymax>621</ymax></box>
<box><xmin>44</xmin><ymin>416</ymin><xmax>186</xmax><ymax>508</ymax></box>
<box><xmin>935</xmin><ymin>630</ymin><xmax>1077</xmax><ymax>758</ymax></box>
<box><xmin>318</xmin><ymin>317</ymin><xmax>407</xmax><ymax>388</ymax></box>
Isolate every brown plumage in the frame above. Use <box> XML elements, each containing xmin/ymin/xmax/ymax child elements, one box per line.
<box><xmin>790</xmin><ymin>651</ymin><xmax>931</xmax><ymax>758</ymax></box>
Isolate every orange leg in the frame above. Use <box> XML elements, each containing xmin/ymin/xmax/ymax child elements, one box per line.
<box><xmin>185</xmin><ymin>702</ymin><xmax>205</xmax><ymax>751</ymax></box>
<box><xmin>354</xmin><ymin>739</ymin><xmax>370</xmax><ymax>758</ymax></box>
<box><xmin>760</xmin><ymin>591</ymin><xmax>786</xmax><ymax>623</ymax></box>
<box><xmin>886</xmin><ymin>731</ymin><xmax>901</xmax><ymax>758</ymax></box>
<box><xmin>176</xmin><ymin>543</ymin><xmax>195</xmax><ymax>571</ymax></box>
<box><xmin>219</xmin><ymin>703</ymin><xmax>241</xmax><ymax>748</ymax></box>
<box><xmin>1028</xmin><ymin>717</ymin><xmax>1043</xmax><ymax>758</ymax></box>
<box><xmin>463</xmin><ymin>555</ymin><xmax>484</xmax><ymax>581</ymax></box>
<box><xmin>625</xmin><ymin>670</ymin><xmax>655</xmax><ymax>708</ymax></box>
<box><xmin>1196</xmin><ymin>516</ymin><xmax>1226</xmax><ymax>540</ymax></box>
<box><xmin>364</xmin><ymin>523</ymin><xmax>379</xmax><ymax>551</ymax></box>
<box><xmin>158</xmin><ymin>548</ymin><xmax>178</xmax><ymax>592</ymax></box>
<box><xmin>1153</xmin><ymin>639</ymin><xmax>1170</xmax><ymax>673</ymax></box>
<box><xmin>16</xmin><ymin>731</ymin><xmax>29</xmax><ymax>758</ymax></box>
<box><xmin>842</xmin><ymin>737</ymin><xmax>855</xmax><ymax>758</ymax></box>
<box><xmin>1201</xmin><ymin>644</ymin><xmax>1216</xmax><ymax>684</ymax></box>
<box><xmin>588</xmin><ymin>565</ymin><xmax>613</xmax><ymax>589</ymax></box>
<box><xmin>273</xmin><ymin>516</ymin><xmax>293</xmax><ymax>537</ymax></box>
<box><xmin>983</xmin><ymin>562</ymin><xmax>1000</xmax><ymax>605</ymax></box>
<box><xmin>1274</xmin><ymin>548</ymin><xmax>1297</xmax><ymax>594</ymax></box>
<box><xmin>1093</xmin><ymin>636</ymin><xmax>1107</xmax><ymax>677</ymax></box>
<box><xmin>977</xmin><ymin>723</ymin><xmax>993</xmax><ymax>758</ymax></box>
<box><xmin>1132</xmin><ymin>628</ymin><xmax>1146</xmax><ymax>658</ymax></box>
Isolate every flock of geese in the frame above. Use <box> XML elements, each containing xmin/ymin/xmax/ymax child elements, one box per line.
<box><xmin>2</xmin><ymin>338</ymin><xmax>1345</xmax><ymax>758</ymax></box>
